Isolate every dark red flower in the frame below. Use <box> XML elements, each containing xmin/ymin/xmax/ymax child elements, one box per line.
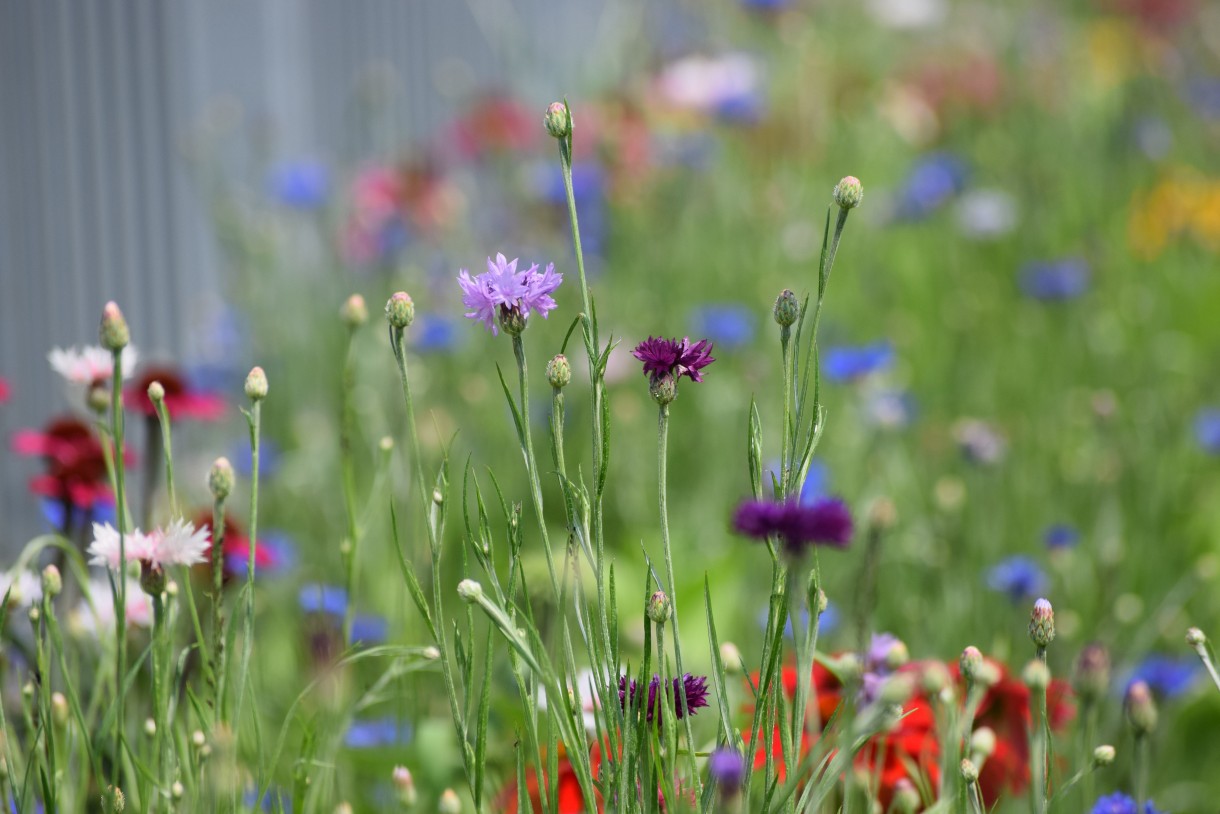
<box><xmin>12</xmin><ymin>416</ymin><xmax>118</xmax><ymax>510</ymax></box>
<box><xmin>125</xmin><ymin>366</ymin><xmax>225</xmax><ymax>421</ymax></box>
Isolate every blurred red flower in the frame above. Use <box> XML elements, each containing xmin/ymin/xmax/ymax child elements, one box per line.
<box><xmin>126</xmin><ymin>366</ymin><xmax>225</xmax><ymax>421</ymax></box>
<box><xmin>12</xmin><ymin>416</ymin><xmax>120</xmax><ymax>510</ymax></box>
<box><xmin>501</xmin><ymin>742</ymin><xmax>602</xmax><ymax>814</ymax></box>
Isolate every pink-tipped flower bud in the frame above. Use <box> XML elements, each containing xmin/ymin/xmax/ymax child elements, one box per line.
<box><xmin>1029</xmin><ymin>598</ymin><xmax>1056</xmax><ymax>648</ymax></box>
<box><xmin>960</xmin><ymin>646</ymin><xmax>984</xmax><ymax>682</ymax></box>
<box><xmin>438</xmin><ymin>789</ymin><xmax>461</xmax><ymax>814</ymax></box>
<box><xmin>1125</xmin><ymin>680</ymin><xmax>1157</xmax><ymax>735</ymax></box>
<box><xmin>647</xmin><ymin>591</ymin><xmax>672</xmax><ymax>625</ymax></box>
<box><xmin>892</xmin><ymin>778</ymin><xmax>920</xmax><ymax>814</ymax></box>
<box><xmin>1022</xmin><ymin>659</ymin><xmax>1050</xmax><ymax>690</ymax></box>
<box><xmin>209</xmin><ymin>457</ymin><xmax>235</xmax><ymax>501</ymax></box>
<box><xmin>544</xmin><ymin>102</ymin><xmax>571</xmax><ymax>139</ymax></box>
<box><xmin>1073</xmin><ymin>642</ymin><xmax>1111</xmax><ymax>702</ymax></box>
<box><xmin>244</xmin><ymin>366</ymin><xmax>268</xmax><ymax>401</ymax></box>
<box><xmin>341</xmin><ymin>294</ymin><xmax>368</xmax><ymax>327</ymax></box>
<box><xmin>773</xmin><ymin>289</ymin><xmax>799</xmax><ymax>327</ymax></box>
<box><xmin>385</xmin><ymin>292</ymin><xmax>415</xmax><ymax>329</ymax></box>
<box><xmin>392</xmin><ymin>765</ymin><xmax>418</xmax><ymax>807</ymax></box>
<box><xmin>959</xmin><ymin>758</ymin><xmax>979</xmax><ymax>783</ymax></box>
<box><xmin>546</xmin><ymin>354</ymin><xmax>571</xmax><ymax>389</ymax></box>
<box><xmin>833</xmin><ymin>176</ymin><xmax>863</xmax><ymax>210</ymax></box>
<box><xmin>100</xmin><ymin>301</ymin><xmax>130</xmax><ymax>350</ymax></box>
<box><xmin>147</xmin><ymin>381</ymin><xmax>165</xmax><ymax>403</ymax></box>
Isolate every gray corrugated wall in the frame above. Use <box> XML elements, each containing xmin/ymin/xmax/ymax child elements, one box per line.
<box><xmin>0</xmin><ymin>0</ymin><xmax>661</xmax><ymax>546</ymax></box>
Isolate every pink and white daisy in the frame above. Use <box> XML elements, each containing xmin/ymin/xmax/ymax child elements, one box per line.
<box><xmin>48</xmin><ymin>345</ymin><xmax>139</xmax><ymax>385</ymax></box>
<box><xmin>149</xmin><ymin>518</ymin><xmax>211</xmax><ymax>567</ymax></box>
<box><xmin>87</xmin><ymin>522</ymin><xmax>154</xmax><ymax>569</ymax></box>
<box><xmin>76</xmin><ymin>578</ymin><xmax>153</xmax><ymax>633</ymax></box>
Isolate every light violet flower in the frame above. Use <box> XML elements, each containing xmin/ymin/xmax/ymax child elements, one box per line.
<box><xmin>457</xmin><ymin>253</ymin><xmax>562</xmax><ymax>335</ymax></box>
<box><xmin>48</xmin><ymin>345</ymin><xmax>139</xmax><ymax>385</ymax></box>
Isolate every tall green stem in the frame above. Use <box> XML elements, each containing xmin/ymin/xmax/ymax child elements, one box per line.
<box><xmin>108</xmin><ymin>348</ymin><xmax>129</xmax><ymax>793</ymax></box>
<box><xmin>151</xmin><ymin>397</ymin><xmax>178</xmax><ymax>516</ymax></box>
<box><xmin>234</xmin><ymin>397</ymin><xmax>262</xmax><ymax>729</ymax></box>
<box><xmin>511</xmin><ymin>334</ymin><xmax>560</xmax><ymax>602</ymax></box>
<box><xmin>340</xmin><ymin>329</ymin><xmax>361</xmax><ymax>643</ymax></box>
<box><xmin>210</xmin><ymin>497</ymin><xmax>228</xmax><ymax>725</ymax></box>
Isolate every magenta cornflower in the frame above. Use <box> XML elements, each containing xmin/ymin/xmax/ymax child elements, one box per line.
<box><xmin>631</xmin><ymin>336</ymin><xmax>715</xmax><ymax>383</ymax></box>
<box><xmin>618</xmin><ymin>673</ymin><xmax>709</xmax><ymax>724</ymax></box>
<box><xmin>457</xmin><ymin>252</ymin><xmax>562</xmax><ymax>335</ymax></box>
<box><xmin>732</xmin><ymin>497</ymin><xmax>853</xmax><ymax>554</ymax></box>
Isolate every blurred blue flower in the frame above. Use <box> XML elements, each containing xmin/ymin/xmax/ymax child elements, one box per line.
<box><xmin>299</xmin><ymin>584</ymin><xmax>347</xmax><ymax>616</ymax></box>
<box><xmin>41</xmin><ymin>497</ymin><xmax>115</xmax><ymax>532</ymax></box>
<box><xmin>1043</xmin><ymin>524</ymin><xmax>1079</xmax><ymax>550</ymax></box>
<box><xmin>1091</xmin><ymin>792</ymin><xmax>1164</xmax><ymax>814</ymax></box>
<box><xmin>1194</xmin><ymin>408</ymin><xmax>1220</xmax><ymax>454</ymax></box>
<box><xmin>411</xmin><ymin>314</ymin><xmax>462</xmax><ymax>353</ymax></box>
<box><xmin>986</xmin><ymin>556</ymin><xmax>1046</xmax><ymax>602</ymax></box>
<box><xmin>759</xmin><ymin>601</ymin><xmax>839</xmax><ymax>639</ymax></box>
<box><xmin>226</xmin><ymin>531</ymin><xmax>296</xmax><ymax>579</ymax></box>
<box><xmin>715</xmin><ymin>92</ymin><xmax>765</xmax><ymax>124</ymax></box>
<box><xmin>231</xmin><ymin>437</ymin><xmax>281</xmax><ymax>479</ymax></box>
<box><xmin>344</xmin><ymin>717</ymin><xmax>413</xmax><ymax>749</ymax></box>
<box><xmin>1128</xmin><ymin>655</ymin><xmax>1199</xmax><ymax>698</ymax></box>
<box><xmin>351</xmin><ymin>614</ymin><xmax>389</xmax><ymax>645</ymax></box>
<box><xmin>1185</xmin><ymin>76</ymin><xmax>1220</xmax><ymax>121</ymax></box>
<box><xmin>1020</xmin><ymin>259</ymin><xmax>1089</xmax><ymax>301</ymax></box>
<box><xmin>244</xmin><ymin>787</ymin><xmax>291</xmax><ymax>813</ymax></box>
<box><xmin>741</xmin><ymin>0</ymin><xmax>790</xmax><ymax>8</ymax></box>
<box><xmin>799</xmin><ymin>459</ymin><xmax>829</xmax><ymax>505</ymax></box>
<box><xmin>691</xmin><ymin>304</ymin><xmax>755</xmax><ymax>349</ymax></box>
<box><xmin>824</xmin><ymin>342</ymin><xmax>893</xmax><ymax>382</ymax></box>
<box><xmin>893</xmin><ymin>153</ymin><xmax>968</xmax><ymax>220</ymax></box>
<box><xmin>864</xmin><ymin>389</ymin><xmax>916</xmax><ymax>429</ymax></box>
<box><xmin>534</xmin><ymin>162</ymin><xmax>607</xmax><ymax>257</ymax></box>
<box><xmin>268</xmin><ymin>161</ymin><xmax>330</xmax><ymax>210</ymax></box>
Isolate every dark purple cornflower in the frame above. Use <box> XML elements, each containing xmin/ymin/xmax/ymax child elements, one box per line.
<box><xmin>732</xmin><ymin>497</ymin><xmax>853</xmax><ymax>555</ymax></box>
<box><xmin>618</xmin><ymin>673</ymin><xmax>710</xmax><ymax>724</ymax></box>
<box><xmin>631</xmin><ymin>336</ymin><xmax>715</xmax><ymax>384</ymax></box>
<box><xmin>707</xmin><ymin>748</ymin><xmax>746</xmax><ymax>795</ymax></box>
<box><xmin>457</xmin><ymin>253</ymin><xmax>562</xmax><ymax>335</ymax></box>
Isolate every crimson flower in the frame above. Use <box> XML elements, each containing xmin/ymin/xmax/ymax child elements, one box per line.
<box><xmin>12</xmin><ymin>416</ymin><xmax>119</xmax><ymax>511</ymax></box>
<box><xmin>631</xmin><ymin>336</ymin><xmax>715</xmax><ymax>384</ymax></box>
<box><xmin>125</xmin><ymin>366</ymin><xmax>225</xmax><ymax>421</ymax></box>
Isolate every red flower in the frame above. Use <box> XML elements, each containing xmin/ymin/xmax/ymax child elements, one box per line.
<box><xmin>191</xmin><ymin>511</ymin><xmax>289</xmax><ymax>581</ymax></box>
<box><xmin>0</xmin><ymin>377</ymin><xmax>10</xmax><ymax>404</ymax></box>
<box><xmin>125</xmin><ymin>366</ymin><xmax>225</xmax><ymax>421</ymax></box>
<box><xmin>500</xmin><ymin>742</ymin><xmax>603</xmax><ymax>814</ymax></box>
<box><xmin>12</xmin><ymin>416</ymin><xmax>119</xmax><ymax>510</ymax></box>
<box><xmin>448</xmin><ymin>93</ymin><xmax>538</xmax><ymax>161</ymax></box>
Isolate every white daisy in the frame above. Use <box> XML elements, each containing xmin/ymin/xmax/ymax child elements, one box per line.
<box><xmin>47</xmin><ymin>345</ymin><xmax>139</xmax><ymax>385</ymax></box>
<box><xmin>0</xmin><ymin>570</ymin><xmax>43</xmax><ymax>609</ymax></box>
<box><xmin>87</xmin><ymin>522</ymin><xmax>154</xmax><ymax>569</ymax></box>
<box><xmin>149</xmin><ymin>518</ymin><xmax>211</xmax><ymax>567</ymax></box>
<box><xmin>76</xmin><ymin>578</ymin><xmax>153</xmax><ymax>633</ymax></box>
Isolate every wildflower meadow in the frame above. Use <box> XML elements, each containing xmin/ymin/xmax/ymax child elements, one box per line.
<box><xmin>4</xmin><ymin>2</ymin><xmax>1220</xmax><ymax>813</ymax></box>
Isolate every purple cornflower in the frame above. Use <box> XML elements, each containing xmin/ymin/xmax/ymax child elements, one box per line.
<box><xmin>632</xmin><ymin>336</ymin><xmax>716</xmax><ymax>384</ymax></box>
<box><xmin>732</xmin><ymin>497</ymin><xmax>853</xmax><ymax>555</ymax></box>
<box><xmin>1091</xmin><ymin>792</ymin><xmax>1165</xmax><ymax>814</ymax></box>
<box><xmin>457</xmin><ymin>253</ymin><xmax>562</xmax><ymax>335</ymax></box>
<box><xmin>618</xmin><ymin>673</ymin><xmax>709</xmax><ymax>724</ymax></box>
<box><xmin>1044</xmin><ymin>524</ymin><xmax>1080</xmax><ymax>550</ymax></box>
<box><xmin>986</xmin><ymin>556</ymin><xmax>1046</xmax><ymax>602</ymax></box>
<box><xmin>707</xmin><ymin>748</ymin><xmax>746</xmax><ymax>795</ymax></box>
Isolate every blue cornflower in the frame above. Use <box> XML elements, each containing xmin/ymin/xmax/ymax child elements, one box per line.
<box><xmin>226</xmin><ymin>531</ymin><xmax>296</xmax><ymax>579</ymax></box>
<box><xmin>799</xmin><ymin>459</ymin><xmax>830</xmax><ymax>505</ymax></box>
<box><xmin>759</xmin><ymin>601</ymin><xmax>839</xmax><ymax>639</ymax></box>
<box><xmin>824</xmin><ymin>342</ymin><xmax>893</xmax><ymax>382</ymax></box>
<box><xmin>1185</xmin><ymin>76</ymin><xmax>1220</xmax><ymax>121</ymax></box>
<box><xmin>708</xmin><ymin>748</ymin><xmax>746</xmax><ymax>794</ymax></box>
<box><xmin>741</xmin><ymin>0</ymin><xmax>790</xmax><ymax>8</ymax></box>
<box><xmin>986</xmin><ymin>556</ymin><xmax>1047</xmax><ymax>602</ymax></box>
<box><xmin>1091</xmin><ymin>792</ymin><xmax>1165</xmax><ymax>814</ymax></box>
<box><xmin>344</xmin><ymin>717</ymin><xmax>413</xmax><ymax>749</ymax></box>
<box><xmin>299</xmin><ymin>584</ymin><xmax>347</xmax><ymax>616</ymax></box>
<box><xmin>893</xmin><ymin>153</ymin><xmax>968</xmax><ymax>220</ymax></box>
<box><xmin>1128</xmin><ymin>655</ymin><xmax>1200</xmax><ymax>698</ymax></box>
<box><xmin>41</xmin><ymin>497</ymin><xmax>115</xmax><ymax>533</ymax></box>
<box><xmin>351</xmin><ymin>614</ymin><xmax>389</xmax><ymax>645</ymax></box>
<box><xmin>1194</xmin><ymin>408</ymin><xmax>1220</xmax><ymax>453</ymax></box>
<box><xmin>411</xmin><ymin>314</ymin><xmax>462</xmax><ymax>353</ymax></box>
<box><xmin>244</xmin><ymin>787</ymin><xmax>291</xmax><ymax>813</ymax></box>
<box><xmin>231</xmin><ymin>437</ymin><xmax>280</xmax><ymax>479</ymax></box>
<box><xmin>715</xmin><ymin>92</ymin><xmax>764</xmax><ymax>124</ymax></box>
<box><xmin>267</xmin><ymin>161</ymin><xmax>330</xmax><ymax>210</ymax></box>
<box><xmin>1044</xmin><ymin>524</ymin><xmax>1080</xmax><ymax>550</ymax></box>
<box><xmin>691</xmin><ymin>304</ymin><xmax>755</xmax><ymax>349</ymax></box>
<box><xmin>1020</xmin><ymin>259</ymin><xmax>1089</xmax><ymax>301</ymax></box>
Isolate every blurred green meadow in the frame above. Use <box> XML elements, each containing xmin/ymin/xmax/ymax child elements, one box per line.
<box><xmin>7</xmin><ymin>0</ymin><xmax>1220</xmax><ymax>811</ymax></box>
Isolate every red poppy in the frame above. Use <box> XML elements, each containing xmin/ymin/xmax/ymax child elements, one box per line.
<box><xmin>125</xmin><ymin>366</ymin><xmax>225</xmax><ymax>421</ymax></box>
<box><xmin>12</xmin><ymin>416</ymin><xmax>120</xmax><ymax>509</ymax></box>
<box><xmin>500</xmin><ymin>742</ymin><xmax>603</xmax><ymax>814</ymax></box>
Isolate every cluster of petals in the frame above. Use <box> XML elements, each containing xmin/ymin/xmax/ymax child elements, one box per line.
<box><xmin>88</xmin><ymin>518</ymin><xmax>211</xmax><ymax>570</ymax></box>
<box><xmin>458</xmin><ymin>253</ymin><xmax>562</xmax><ymax>335</ymax></box>
<box><xmin>631</xmin><ymin>336</ymin><xmax>715</xmax><ymax>383</ymax></box>
<box><xmin>732</xmin><ymin>497</ymin><xmax>853</xmax><ymax>553</ymax></box>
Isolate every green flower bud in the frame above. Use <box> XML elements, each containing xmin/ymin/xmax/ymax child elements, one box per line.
<box><xmin>647</xmin><ymin>591</ymin><xmax>672</xmax><ymax>625</ymax></box>
<box><xmin>833</xmin><ymin>176</ymin><xmax>863</xmax><ymax>210</ymax></box>
<box><xmin>99</xmin><ymin>301</ymin><xmax>130</xmax><ymax>351</ymax></box>
<box><xmin>498</xmin><ymin>305</ymin><xmax>528</xmax><ymax>336</ymax></box>
<box><xmin>773</xmin><ymin>289</ymin><xmax>799</xmax><ymax>327</ymax></box>
<box><xmin>209</xmin><ymin>457</ymin><xmax>235</xmax><ymax>501</ymax></box>
<box><xmin>385</xmin><ymin>292</ymin><xmax>416</xmax><ymax>329</ymax></box>
<box><xmin>140</xmin><ymin>562</ymin><xmax>166</xmax><ymax>598</ymax></box>
<box><xmin>1029</xmin><ymin>598</ymin><xmax>1055</xmax><ymax>649</ymax></box>
<box><xmin>1073</xmin><ymin>642</ymin><xmax>1110</xmax><ymax>702</ymax></box>
<box><xmin>438</xmin><ymin>788</ymin><xmax>462</xmax><ymax>814</ymax></box>
<box><xmin>244</xmin><ymin>366</ymin><xmax>268</xmax><ymax>401</ymax></box>
<box><xmin>970</xmin><ymin>726</ymin><xmax>996</xmax><ymax>760</ymax></box>
<box><xmin>1093</xmin><ymin>745</ymin><xmax>1116</xmax><ymax>766</ymax></box>
<box><xmin>341</xmin><ymin>293</ymin><xmax>368</xmax><ymax>327</ymax></box>
<box><xmin>1186</xmin><ymin>627</ymin><xmax>1207</xmax><ymax>647</ymax></box>
<box><xmin>457</xmin><ymin>580</ymin><xmax>483</xmax><ymax>604</ymax></box>
<box><xmin>147</xmin><ymin>381</ymin><xmax>165</xmax><ymax>403</ymax></box>
<box><xmin>544</xmin><ymin>102</ymin><xmax>571</xmax><ymax>140</ymax></box>
<box><xmin>546</xmin><ymin>354</ymin><xmax>572</xmax><ymax>389</ymax></box>
<box><xmin>41</xmin><ymin>565</ymin><xmax>62</xmax><ymax>598</ymax></box>
<box><xmin>649</xmin><ymin>374</ymin><xmax>677</xmax><ymax>406</ymax></box>
<box><xmin>87</xmin><ymin>381</ymin><xmax>111</xmax><ymax>414</ymax></box>
<box><xmin>102</xmin><ymin>785</ymin><xmax>126</xmax><ymax>813</ymax></box>
<box><xmin>959</xmin><ymin>758</ymin><xmax>979</xmax><ymax>783</ymax></box>
<box><xmin>1125</xmin><ymin>680</ymin><xmax>1157</xmax><ymax>735</ymax></box>
<box><xmin>1022</xmin><ymin>659</ymin><xmax>1050</xmax><ymax>691</ymax></box>
<box><xmin>960</xmin><ymin>646</ymin><xmax>984</xmax><ymax>682</ymax></box>
<box><xmin>51</xmin><ymin>692</ymin><xmax>68</xmax><ymax>727</ymax></box>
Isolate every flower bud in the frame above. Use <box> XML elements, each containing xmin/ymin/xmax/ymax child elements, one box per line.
<box><xmin>380</xmin><ymin>436</ymin><xmax>395</xmax><ymax>452</ymax></box>
<box><xmin>147</xmin><ymin>381</ymin><xmax>165</xmax><ymax>403</ymax></box>
<box><xmin>21</xmin><ymin>681</ymin><xmax>34</xmax><ymax>701</ymax></box>
<box><xmin>209</xmin><ymin>457</ymin><xmax>235</xmax><ymax>501</ymax></box>
<box><xmin>100</xmin><ymin>301</ymin><xmax>130</xmax><ymax>351</ymax></box>
<box><xmin>191</xmin><ymin>730</ymin><xmax>206</xmax><ymax>749</ymax></box>
<box><xmin>385</xmin><ymin>292</ymin><xmax>416</xmax><ymax>329</ymax></box>
<box><xmin>960</xmin><ymin>646</ymin><xmax>984</xmax><ymax>682</ymax></box>
<box><xmin>708</xmin><ymin>748</ymin><xmax>745</xmax><ymax>796</ymax></box>
<box><xmin>1186</xmin><ymin>627</ymin><xmax>1207</xmax><ymax>647</ymax></box>
<box><xmin>1029</xmin><ymin>598</ymin><xmax>1055</xmax><ymax>649</ymax></box>
<box><xmin>1022</xmin><ymin>659</ymin><xmax>1050</xmax><ymax>691</ymax></box>
<box><xmin>498</xmin><ymin>305</ymin><xmax>528</xmax><ymax>336</ymax></box>
<box><xmin>544</xmin><ymin>102</ymin><xmax>571</xmax><ymax>139</ymax></box>
<box><xmin>27</xmin><ymin>607</ymin><xmax>39</xmax><ymax>625</ymax></box>
<box><xmin>392</xmin><ymin>765</ymin><xmax>418</xmax><ymax>807</ymax></box>
<box><xmin>883</xmin><ymin>639</ymin><xmax>909</xmax><ymax>671</ymax></box>
<box><xmin>334</xmin><ymin>804</ymin><xmax>353</xmax><ymax>814</ymax></box>
<box><xmin>438</xmin><ymin>789</ymin><xmax>462</xmax><ymax>814</ymax></box>
<box><xmin>970</xmin><ymin>726</ymin><xmax>996</xmax><ymax>760</ymax></box>
<box><xmin>1125</xmin><ymin>680</ymin><xmax>1157</xmax><ymax>735</ymax></box>
<box><xmin>921</xmin><ymin>662</ymin><xmax>951</xmax><ymax>696</ymax></box>
<box><xmin>546</xmin><ymin>354</ymin><xmax>572</xmax><ymax>389</ymax></box>
<box><xmin>51</xmin><ymin>692</ymin><xmax>68</xmax><ymax>727</ymax></box>
<box><xmin>833</xmin><ymin>176</ymin><xmax>863</xmax><ymax>210</ymax></box>
<box><xmin>773</xmin><ymin>289</ymin><xmax>799</xmax><ymax>327</ymax></box>
<box><xmin>959</xmin><ymin>758</ymin><xmax>979</xmax><ymax>783</ymax></box>
<box><xmin>423</xmin><ymin>646</ymin><xmax>441</xmax><ymax>661</ymax></box>
<box><xmin>868</xmin><ymin>497</ymin><xmax>897</xmax><ymax>531</ymax></box>
<box><xmin>244</xmin><ymin>366</ymin><xmax>268</xmax><ymax>401</ymax></box>
<box><xmin>87</xmin><ymin>381</ymin><xmax>111</xmax><ymax>414</ymax></box>
<box><xmin>171</xmin><ymin>781</ymin><xmax>184</xmax><ymax>800</ymax></box>
<box><xmin>140</xmin><ymin>562</ymin><xmax>166</xmax><ymax>598</ymax></box>
<box><xmin>1073</xmin><ymin>642</ymin><xmax>1110</xmax><ymax>702</ymax></box>
<box><xmin>892</xmin><ymin>778</ymin><xmax>920</xmax><ymax>814</ymax></box>
<box><xmin>720</xmin><ymin>642</ymin><xmax>744</xmax><ymax>675</ymax></box>
<box><xmin>646</xmin><ymin>591</ymin><xmax>672</xmax><ymax>625</ymax></box>
<box><xmin>457</xmin><ymin>580</ymin><xmax>483</xmax><ymax>604</ymax></box>
<box><xmin>878</xmin><ymin>673</ymin><xmax>915</xmax><ymax>706</ymax></box>
<box><xmin>1093</xmin><ymin>744</ymin><xmax>1116</xmax><ymax>766</ymax></box>
<box><xmin>41</xmin><ymin>565</ymin><xmax>62</xmax><ymax>598</ymax></box>
<box><xmin>103</xmin><ymin>785</ymin><xmax>126</xmax><ymax>813</ymax></box>
<box><xmin>144</xmin><ymin>718</ymin><xmax>156</xmax><ymax>737</ymax></box>
<box><xmin>341</xmin><ymin>294</ymin><xmax>369</xmax><ymax>327</ymax></box>
<box><xmin>649</xmin><ymin>374</ymin><xmax>677</xmax><ymax>405</ymax></box>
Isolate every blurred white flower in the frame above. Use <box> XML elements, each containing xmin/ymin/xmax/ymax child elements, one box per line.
<box><xmin>656</xmin><ymin>53</ymin><xmax>760</xmax><ymax>115</ymax></box>
<box><xmin>77</xmin><ymin>578</ymin><xmax>153</xmax><ymax>633</ymax></box>
<box><xmin>537</xmin><ymin>668</ymin><xmax>602</xmax><ymax>734</ymax></box>
<box><xmin>149</xmin><ymin>518</ymin><xmax>211</xmax><ymax>567</ymax></box>
<box><xmin>48</xmin><ymin>345</ymin><xmax>139</xmax><ymax>385</ymax></box>
<box><xmin>866</xmin><ymin>0</ymin><xmax>946</xmax><ymax>29</ymax></box>
<box><xmin>954</xmin><ymin>189</ymin><xmax>1018</xmax><ymax>239</ymax></box>
<box><xmin>87</xmin><ymin>522</ymin><xmax>154</xmax><ymax>569</ymax></box>
<box><xmin>0</xmin><ymin>570</ymin><xmax>43</xmax><ymax>609</ymax></box>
